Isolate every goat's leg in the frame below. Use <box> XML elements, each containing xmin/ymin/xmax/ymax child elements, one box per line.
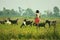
<box><xmin>20</xmin><ymin>23</ymin><xmax>24</xmax><ymax>28</ymax></box>
<box><xmin>2</xmin><ymin>22</ymin><xmax>5</xmax><ymax>24</ymax></box>
<box><xmin>49</xmin><ymin>23</ymin><xmax>51</xmax><ymax>28</ymax></box>
<box><xmin>33</xmin><ymin>23</ymin><xmax>35</xmax><ymax>26</ymax></box>
<box><xmin>30</xmin><ymin>24</ymin><xmax>32</xmax><ymax>27</ymax></box>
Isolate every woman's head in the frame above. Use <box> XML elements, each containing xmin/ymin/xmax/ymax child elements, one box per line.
<box><xmin>36</xmin><ymin>10</ymin><xmax>39</xmax><ymax>13</ymax></box>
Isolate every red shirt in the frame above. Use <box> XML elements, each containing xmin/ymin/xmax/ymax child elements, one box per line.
<box><xmin>35</xmin><ymin>17</ymin><xmax>40</xmax><ymax>24</ymax></box>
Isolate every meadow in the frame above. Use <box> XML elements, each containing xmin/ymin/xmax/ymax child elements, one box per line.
<box><xmin>0</xmin><ymin>17</ymin><xmax>60</xmax><ymax>40</ymax></box>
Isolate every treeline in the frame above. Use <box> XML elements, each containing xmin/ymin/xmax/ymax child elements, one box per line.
<box><xmin>42</xmin><ymin>6</ymin><xmax>60</xmax><ymax>18</ymax></box>
<box><xmin>0</xmin><ymin>6</ymin><xmax>60</xmax><ymax>18</ymax></box>
<box><xmin>18</xmin><ymin>7</ymin><xmax>35</xmax><ymax>18</ymax></box>
<box><xmin>0</xmin><ymin>7</ymin><xmax>20</xmax><ymax>18</ymax></box>
<box><xmin>0</xmin><ymin>7</ymin><xmax>35</xmax><ymax>18</ymax></box>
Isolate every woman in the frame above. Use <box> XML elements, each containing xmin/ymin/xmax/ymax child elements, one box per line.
<box><xmin>34</xmin><ymin>10</ymin><xmax>40</xmax><ymax>26</ymax></box>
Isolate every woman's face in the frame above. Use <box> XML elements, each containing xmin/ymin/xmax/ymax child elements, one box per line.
<box><xmin>36</xmin><ymin>13</ymin><xmax>38</xmax><ymax>14</ymax></box>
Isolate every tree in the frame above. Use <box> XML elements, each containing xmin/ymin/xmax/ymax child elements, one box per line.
<box><xmin>53</xmin><ymin>6</ymin><xmax>60</xmax><ymax>17</ymax></box>
<box><xmin>3</xmin><ymin>7</ymin><xmax>6</xmax><ymax>11</ymax></box>
<box><xmin>18</xmin><ymin>7</ymin><xmax>25</xmax><ymax>16</ymax></box>
<box><xmin>44</xmin><ymin>10</ymin><xmax>53</xmax><ymax>17</ymax></box>
<box><xmin>0</xmin><ymin>11</ymin><xmax>3</xmax><ymax>17</ymax></box>
<box><xmin>18</xmin><ymin>7</ymin><xmax>22</xmax><ymax>13</ymax></box>
<box><xmin>23</xmin><ymin>8</ymin><xmax>35</xmax><ymax>18</ymax></box>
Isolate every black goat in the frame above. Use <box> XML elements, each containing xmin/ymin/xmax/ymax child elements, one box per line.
<box><xmin>46</xmin><ymin>20</ymin><xmax>56</xmax><ymax>27</ymax></box>
<box><xmin>8</xmin><ymin>18</ymin><xmax>18</xmax><ymax>25</ymax></box>
<box><xmin>20</xmin><ymin>19</ymin><xmax>33</xmax><ymax>28</ymax></box>
<box><xmin>38</xmin><ymin>23</ymin><xmax>46</xmax><ymax>27</ymax></box>
<box><xmin>33</xmin><ymin>22</ymin><xmax>46</xmax><ymax>28</ymax></box>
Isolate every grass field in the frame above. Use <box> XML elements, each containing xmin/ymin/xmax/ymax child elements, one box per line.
<box><xmin>0</xmin><ymin>17</ymin><xmax>60</xmax><ymax>40</ymax></box>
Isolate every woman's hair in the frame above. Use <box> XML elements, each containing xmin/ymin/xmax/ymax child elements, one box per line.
<box><xmin>36</xmin><ymin>10</ymin><xmax>39</xmax><ymax>13</ymax></box>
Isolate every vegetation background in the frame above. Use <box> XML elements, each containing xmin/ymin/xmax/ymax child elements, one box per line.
<box><xmin>0</xmin><ymin>6</ymin><xmax>60</xmax><ymax>40</ymax></box>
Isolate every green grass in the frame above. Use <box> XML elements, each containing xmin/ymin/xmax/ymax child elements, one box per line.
<box><xmin>0</xmin><ymin>18</ymin><xmax>60</xmax><ymax>40</ymax></box>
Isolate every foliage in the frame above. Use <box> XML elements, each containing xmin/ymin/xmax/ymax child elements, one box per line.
<box><xmin>0</xmin><ymin>7</ymin><xmax>20</xmax><ymax>17</ymax></box>
<box><xmin>53</xmin><ymin>6</ymin><xmax>60</xmax><ymax>17</ymax></box>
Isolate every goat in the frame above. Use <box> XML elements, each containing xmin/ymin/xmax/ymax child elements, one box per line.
<box><xmin>8</xmin><ymin>18</ymin><xmax>18</xmax><ymax>25</ymax></box>
<box><xmin>0</xmin><ymin>20</ymin><xmax>5</xmax><ymax>24</ymax></box>
<box><xmin>33</xmin><ymin>22</ymin><xmax>46</xmax><ymax>28</ymax></box>
<box><xmin>38</xmin><ymin>23</ymin><xmax>46</xmax><ymax>27</ymax></box>
<box><xmin>46</xmin><ymin>20</ymin><xmax>56</xmax><ymax>27</ymax></box>
<box><xmin>5</xmin><ymin>19</ymin><xmax>11</xmax><ymax>24</ymax></box>
<box><xmin>20</xmin><ymin>19</ymin><xmax>33</xmax><ymax>28</ymax></box>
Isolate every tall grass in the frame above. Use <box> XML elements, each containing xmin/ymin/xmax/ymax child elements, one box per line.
<box><xmin>0</xmin><ymin>18</ymin><xmax>60</xmax><ymax>40</ymax></box>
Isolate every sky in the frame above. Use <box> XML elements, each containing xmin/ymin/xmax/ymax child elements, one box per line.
<box><xmin>0</xmin><ymin>0</ymin><xmax>60</xmax><ymax>13</ymax></box>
